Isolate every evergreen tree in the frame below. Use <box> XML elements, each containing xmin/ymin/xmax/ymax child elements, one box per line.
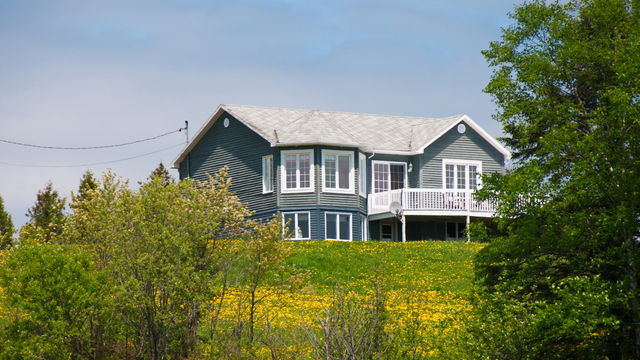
<box><xmin>24</xmin><ymin>182</ymin><xmax>66</xmax><ymax>243</ymax></box>
<box><xmin>70</xmin><ymin>170</ymin><xmax>98</xmax><ymax>211</ymax></box>
<box><xmin>0</xmin><ymin>194</ymin><xmax>15</xmax><ymax>249</ymax></box>
<box><xmin>472</xmin><ymin>0</ymin><xmax>640</xmax><ymax>357</ymax></box>
<box><xmin>147</xmin><ymin>162</ymin><xmax>174</xmax><ymax>186</ymax></box>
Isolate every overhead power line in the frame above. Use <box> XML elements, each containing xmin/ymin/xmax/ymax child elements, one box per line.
<box><xmin>0</xmin><ymin>128</ymin><xmax>185</xmax><ymax>150</ymax></box>
<box><xmin>0</xmin><ymin>143</ymin><xmax>183</xmax><ymax>168</ymax></box>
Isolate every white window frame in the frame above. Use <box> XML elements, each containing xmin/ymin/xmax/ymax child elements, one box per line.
<box><xmin>371</xmin><ymin>160</ymin><xmax>408</xmax><ymax>193</ymax></box>
<box><xmin>262</xmin><ymin>155</ymin><xmax>273</xmax><ymax>194</ymax></box>
<box><xmin>442</xmin><ymin>159</ymin><xmax>482</xmax><ymax>190</ymax></box>
<box><xmin>281</xmin><ymin>149</ymin><xmax>315</xmax><ymax>193</ymax></box>
<box><xmin>324</xmin><ymin>212</ymin><xmax>352</xmax><ymax>241</ymax></box>
<box><xmin>321</xmin><ymin>149</ymin><xmax>355</xmax><ymax>194</ymax></box>
<box><xmin>282</xmin><ymin>211</ymin><xmax>311</xmax><ymax>240</ymax></box>
<box><xmin>359</xmin><ymin>153</ymin><xmax>367</xmax><ymax>197</ymax></box>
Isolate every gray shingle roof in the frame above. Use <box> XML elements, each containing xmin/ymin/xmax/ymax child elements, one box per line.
<box><xmin>222</xmin><ymin>104</ymin><xmax>464</xmax><ymax>153</ymax></box>
<box><xmin>173</xmin><ymin>104</ymin><xmax>509</xmax><ymax>167</ymax></box>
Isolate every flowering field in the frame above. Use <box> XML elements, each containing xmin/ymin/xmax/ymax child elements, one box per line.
<box><xmin>207</xmin><ymin>240</ymin><xmax>484</xmax><ymax>358</ymax></box>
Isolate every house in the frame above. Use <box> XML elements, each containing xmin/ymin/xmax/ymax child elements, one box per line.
<box><xmin>172</xmin><ymin>104</ymin><xmax>510</xmax><ymax>242</ymax></box>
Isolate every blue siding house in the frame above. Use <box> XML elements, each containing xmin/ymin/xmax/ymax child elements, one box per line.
<box><xmin>172</xmin><ymin>105</ymin><xmax>510</xmax><ymax>241</ymax></box>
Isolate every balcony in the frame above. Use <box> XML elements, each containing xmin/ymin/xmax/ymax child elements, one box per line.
<box><xmin>367</xmin><ymin>188</ymin><xmax>497</xmax><ymax>217</ymax></box>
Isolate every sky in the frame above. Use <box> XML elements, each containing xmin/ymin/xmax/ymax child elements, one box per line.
<box><xmin>0</xmin><ymin>0</ymin><xmax>518</xmax><ymax>227</ymax></box>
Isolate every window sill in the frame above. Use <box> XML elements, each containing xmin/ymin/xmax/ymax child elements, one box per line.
<box><xmin>281</xmin><ymin>188</ymin><xmax>314</xmax><ymax>194</ymax></box>
<box><xmin>322</xmin><ymin>188</ymin><xmax>355</xmax><ymax>194</ymax></box>
<box><xmin>262</xmin><ymin>190</ymin><xmax>274</xmax><ymax>194</ymax></box>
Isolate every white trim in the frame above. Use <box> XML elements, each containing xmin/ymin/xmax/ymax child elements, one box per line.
<box><xmin>361</xmin><ymin>215</ymin><xmax>368</xmax><ymax>240</ymax></box>
<box><xmin>324</xmin><ymin>212</ymin><xmax>352</xmax><ymax>241</ymax></box>
<box><xmin>280</xmin><ymin>149</ymin><xmax>315</xmax><ymax>194</ymax></box>
<box><xmin>442</xmin><ymin>159</ymin><xmax>482</xmax><ymax>190</ymax></box>
<box><xmin>262</xmin><ymin>155</ymin><xmax>274</xmax><ymax>194</ymax></box>
<box><xmin>321</xmin><ymin>149</ymin><xmax>355</xmax><ymax>194</ymax></box>
<box><xmin>283</xmin><ymin>211</ymin><xmax>311</xmax><ymax>240</ymax></box>
<box><xmin>416</xmin><ymin>115</ymin><xmax>511</xmax><ymax>158</ymax></box>
<box><xmin>371</xmin><ymin>160</ymin><xmax>408</xmax><ymax>193</ymax></box>
<box><xmin>359</xmin><ymin>153</ymin><xmax>367</xmax><ymax>197</ymax></box>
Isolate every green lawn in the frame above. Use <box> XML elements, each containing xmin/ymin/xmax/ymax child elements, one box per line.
<box><xmin>287</xmin><ymin>240</ymin><xmax>484</xmax><ymax>295</ymax></box>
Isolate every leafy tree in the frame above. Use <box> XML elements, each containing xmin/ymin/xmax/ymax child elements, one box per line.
<box><xmin>147</xmin><ymin>162</ymin><xmax>174</xmax><ymax>186</ymax></box>
<box><xmin>0</xmin><ymin>243</ymin><xmax>111</xmax><ymax>359</ymax></box>
<box><xmin>0</xmin><ymin>194</ymin><xmax>14</xmax><ymax>249</ymax></box>
<box><xmin>22</xmin><ymin>181</ymin><xmax>66</xmax><ymax>243</ymax></box>
<box><xmin>62</xmin><ymin>167</ymin><xmax>251</xmax><ymax>360</ymax></box>
<box><xmin>475</xmin><ymin>0</ymin><xmax>640</xmax><ymax>357</ymax></box>
<box><xmin>70</xmin><ymin>170</ymin><xmax>98</xmax><ymax>211</ymax></box>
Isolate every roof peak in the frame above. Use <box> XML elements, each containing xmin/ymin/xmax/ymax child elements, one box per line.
<box><xmin>221</xmin><ymin>104</ymin><xmax>464</xmax><ymax>122</ymax></box>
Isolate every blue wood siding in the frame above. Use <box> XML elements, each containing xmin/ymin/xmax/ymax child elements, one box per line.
<box><xmin>419</xmin><ymin>124</ymin><xmax>505</xmax><ymax>188</ymax></box>
<box><xmin>177</xmin><ymin>112</ymin><xmax>276</xmax><ymax>216</ymax></box>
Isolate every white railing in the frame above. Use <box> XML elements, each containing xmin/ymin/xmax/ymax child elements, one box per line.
<box><xmin>368</xmin><ymin>188</ymin><xmax>496</xmax><ymax>215</ymax></box>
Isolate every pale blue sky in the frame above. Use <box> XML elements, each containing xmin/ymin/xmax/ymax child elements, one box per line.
<box><xmin>0</xmin><ymin>0</ymin><xmax>518</xmax><ymax>226</ymax></box>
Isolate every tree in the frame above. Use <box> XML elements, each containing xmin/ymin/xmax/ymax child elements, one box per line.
<box><xmin>62</xmin><ymin>167</ymin><xmax>251</xmax><ymax>360</ymax></box>
<box><xmin>0</xmin><ymin>194</ymin><xmax>14</xmax><ymax>249</ymax></box>
<box><xmin>475</xmin><ymin>0</ymin><xmax>640</xmax><ymax>357</ymax></box>
<box><xmin>147</xmin><ymin>162</ymin><xmax>174</xmax><ymax>186</ymax></box>
<box><xmin>70</xmin><ymin>170</ymin><xmax>98</xmax><ymax>211</ymax></box>
<box><xmin>22</xmin><ymin>181</ymin><xmax>66</xmax><ymax>243</ymax></box>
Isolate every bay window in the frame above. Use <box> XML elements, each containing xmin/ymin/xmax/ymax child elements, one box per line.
<box><xmin>281</xmin><ymin>150</ymin><xmax>314</xmax><ymax>193</ymax></box>
<box><xmin>322</xmin><ymin>150</ymin><xmax>354</xmax><ymax>193</ymax></box>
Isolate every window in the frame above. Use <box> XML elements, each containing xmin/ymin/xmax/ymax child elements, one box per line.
<box><xmin>381</xmin><ymin>223</ymin><xmax>393</xmax><ymax>241</ymax></box>
<box><xmin>262</xmin><ymin>155</ymin><xmax>273</xmax><ymax>193</ymax></box>
<box><xmin>283</xmin><ymin>212</ymin><xmax>310</xmax><ymax>240</ymax></box>
<box><xmin>322</xmin><ymin>150</ymin><xmax>354</xmax><ymax>193</ymax></box>
<box><xmin>443</xmin><ymin>160</ymin><xmax>482</xmax><ymax>190</ymax></box>
<box><xmin>359</xmin><ymin>153</ymin><xmax>367</xmax><ymax>196</ymax></box>
<box><xmin>372</xmin><ymin>161</ymin><xmax>407</xmax><ymax>193</ymax></box>
<box><xmin>281</xmin><ymin>150</ymin><xmax>314</xmax><ymax>193</ymax></box>
<box><xmin>446</xmin><ymin>222</ymin><xmax>466</xmax><ymax>240</ymax></box>
<box><xmin>325</xmin><ymin>212</ymin><xmax>351</xmax><ymax>241</ymax></box>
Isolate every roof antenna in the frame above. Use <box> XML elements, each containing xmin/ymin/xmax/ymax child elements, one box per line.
<box><xmin>180</xmin><ymin>121</ymin><xmax>189</xmax><ymax>144</ymax></box>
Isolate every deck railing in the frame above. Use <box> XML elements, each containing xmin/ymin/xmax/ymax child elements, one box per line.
<box><xmin>367</xmin><ymin>188</ymin><xmax>497</xmax><ymax>215</ymax></box>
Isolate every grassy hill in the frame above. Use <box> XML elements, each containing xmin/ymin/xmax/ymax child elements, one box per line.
<box><xmin>288</xmin><ymin>240</ymin><xmax>483</xmax><ymax>294</ymax></box>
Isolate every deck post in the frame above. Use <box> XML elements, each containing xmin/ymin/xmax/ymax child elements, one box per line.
<box><xmin>401</xmin><ymin>214</ymin><xmax>406</xmax><ymax>243</ymax></box>
<box><xmin>466</xmin><ymin>215</ymin><xmax>471</xmax><ymax>242</ymax></box>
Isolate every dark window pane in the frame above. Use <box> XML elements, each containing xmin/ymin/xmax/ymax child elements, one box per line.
<box><xmin>338</xmin><ymin>155</ymin><xmax>350</xmax><ymax>189</ymax></box>
<box><xmin>325</xmin><ymin>156</ymin><xmax>336</xmax><ymax>188</ymax></box>
<box><xmin>390</xmin><ymin>164</ymin><xmax>404</xmax><ymax>190</ymax></box>
<box><xmin>447</xmin><ymin>222</ymin><xmax>457</xmax><ymax>239</ymax></box>
<box><xmin>299</xmin><ymin>154</ymin><xmax>310</xmax><ymax>188</ymax></box>
<box><xmin>284</xmin><ymin>214</ymin><xmax>295</xmax><ymax>236</ymax></box>
<box><xmin>326</xmin><ymin>214</ymin><xmax>337</xmax><ymax>239</ymax></box>
<box><xmin>298</xmin><ymin>213</ymin><xmax>309</xmax><ymax>239</ymax></box>
<box><xmin>339</xmin><ymin>214</ymin><xmax>350</xmax><ymax>240</ymax></box>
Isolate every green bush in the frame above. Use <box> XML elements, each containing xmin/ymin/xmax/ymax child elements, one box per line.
<box><xmin>0</xmin><ymin>244</ymin><xmax>111</xmax><ymax>360</ymax></box>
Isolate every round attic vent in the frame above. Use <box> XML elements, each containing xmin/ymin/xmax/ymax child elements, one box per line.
<box><xmin>457</xmin><ymin>123</ymin><xmax>466</xmax><ymax>134</ymax></box>
<box><xmin>223</xmin><ymin>118</ymin><xmax>230</xmax><ymax>128</ymax></box>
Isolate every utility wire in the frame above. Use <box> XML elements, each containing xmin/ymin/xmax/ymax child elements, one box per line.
<box><xmin>0</xmin><ymin>143</ymin><xmax>184</xmax><ymax>168</ymax></box>
<box><xmin>0</xmin><ymin>128</ymin><xmax>184</xmax><ymax>150</ymax></box>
